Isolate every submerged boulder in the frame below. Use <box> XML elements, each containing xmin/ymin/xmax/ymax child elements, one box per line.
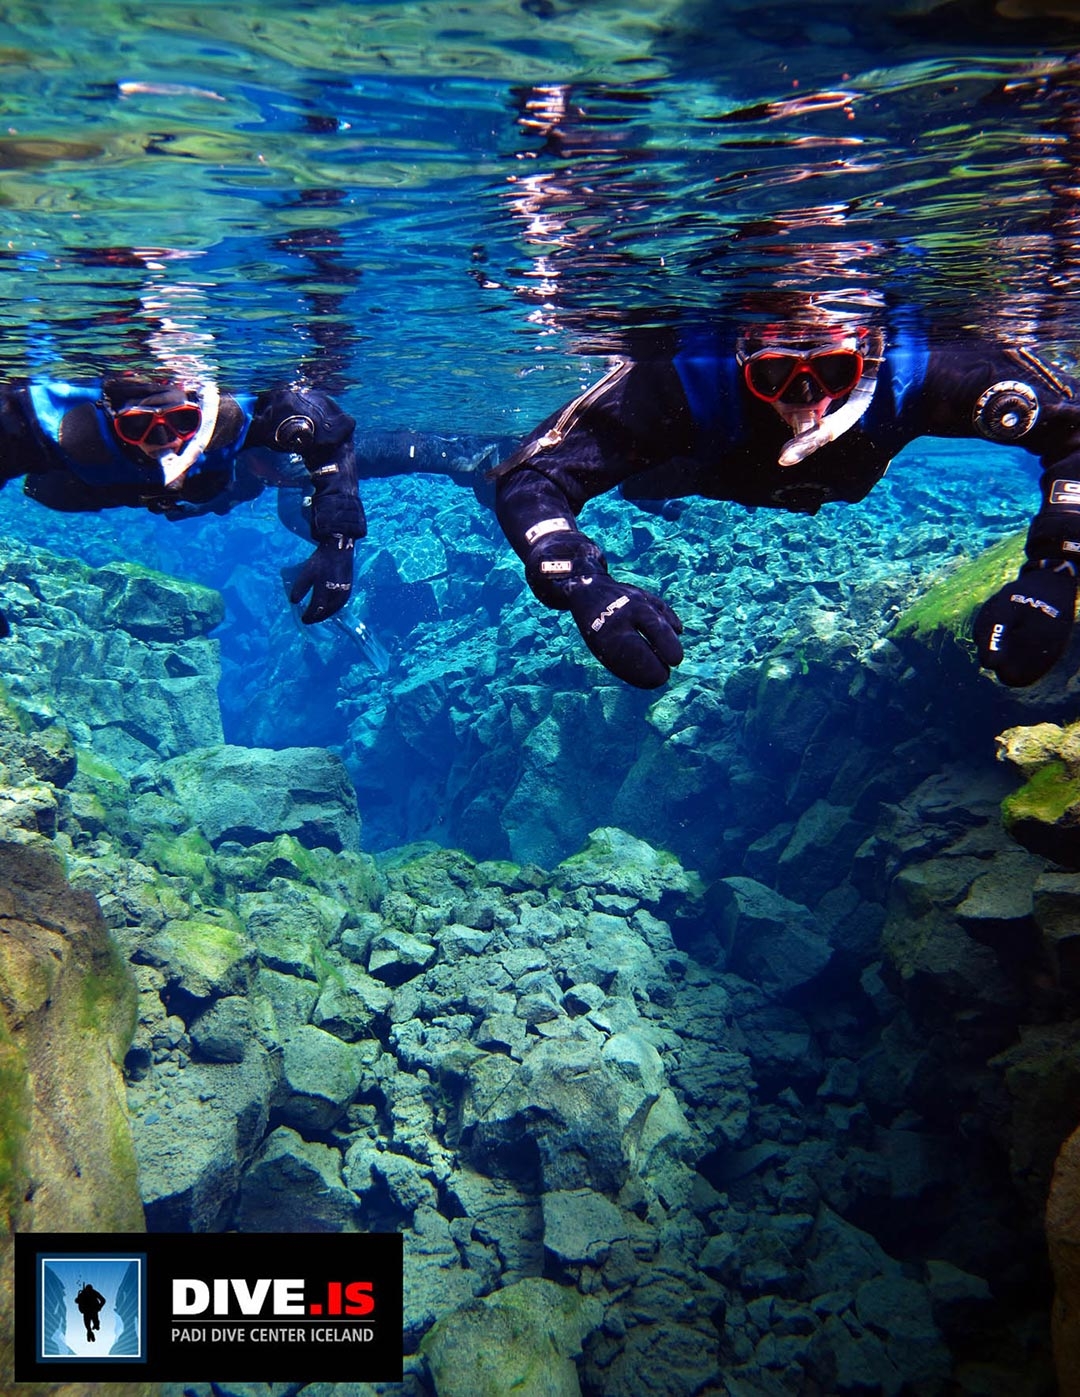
<box><xmin>141</xmin><ymin>743</ymin><xmax>361</xmax><ymax>852</ymax></box>
<box><xmin>554</xmin><ymin>827</ymin><xmax>700</xmax><ymax>911</ymax></box>
<box><xmin>0</xmin><ymin>840</ymin><xmax>143</xmax><ymax>1230</ymax></box>
<box><xmin>1047</xmin><ymin>1122</ymin><xmax>1080</xmax><ymax>1397</ymax></box>
<box><xmin>460</xmin><ymin>1036</ymin><xmax>658</xmax><ymax>1192</ymax></box>
<box><xmin>421</xmin><ymin>1277</ymin><xmax>601</xmax><ymax>1397</ymax></box>
<box><xmin>997</xmin><ymin>721</ymin><xmax>1080</xmax><ymax>868</ymax></box>
<box><xmin>0</xmin><ymin>841</ymin><xmax>146</xmax><ymax>1391</ymax></box>
<box><xmin>94</xmin><ymin>559</ymin><xmax>224</xmax><ymax>641</ymax></box>
<box><xmin>705</xmin><ymin>876</ymin><xmax>832</xmax><ymax>997</ymax></box>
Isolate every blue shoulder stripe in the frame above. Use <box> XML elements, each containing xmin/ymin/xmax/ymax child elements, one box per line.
<box><xmin>28</xmin><ymin>378</ymin><xmax>103</xmax><ymax>443</ymax></box>
<box><xmin>673</xmin><ymin>329</ymin><xmax>740</xmax><ymax>430</ymax></box>
<box><xmin>883</xmin><ymin>322</ymin><xmax>930</xmax><ymax>413</ymax></box>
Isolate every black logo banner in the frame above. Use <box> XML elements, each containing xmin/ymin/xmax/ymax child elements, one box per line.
<box><xmin>13</xmin><ymin>1231</ymin><xmax>403</xmax><ymax>1382</ymax></box>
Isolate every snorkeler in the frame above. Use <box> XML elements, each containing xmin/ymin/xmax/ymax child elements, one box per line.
<box><xmin>493</xmin><ymin>318</ymin><xmax>1080</xmax><ymax>690</ymax></box>
<box><xmin>0</xmin><ymin>373</ymin><xmax>365</xmax><ymax>632</ymax></box>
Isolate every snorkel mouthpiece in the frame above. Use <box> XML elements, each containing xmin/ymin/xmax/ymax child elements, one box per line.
<box><xmin>774</xmin><ymin>328</ymin><xmax>886</xmax><ymax>467</ymax></box>
<box><xmin>778</xmin><ymin>363</ymin><xmax>880</xmax><ymax>467</ymax></box>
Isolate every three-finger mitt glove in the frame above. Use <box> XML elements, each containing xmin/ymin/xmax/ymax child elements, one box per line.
<box><xmin>567</xmin><ymin>575</ymin><xmax>684</xmax><ymax>689</ymax></box>
<box><xmin>288</xmin><ymin>535</ymin><xmax>355</xmax><ymax>624</ymax></box>
<box><xmin>974</xmin><ymin>559</ymin><xmax>1077</xmax><ymax>686</ymax></box>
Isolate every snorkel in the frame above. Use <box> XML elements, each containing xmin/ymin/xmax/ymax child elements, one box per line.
<box><xmin>158</xmin><ymin>380</ymin><xmax>219</xmax><ymax>485</ymax></box>
<box><xmin>777</xmin><ymin>329</ymin><xmax>885</xmax><ymax>467</ymax></box>
<box><xmin>102</xmin><ymin>375</ymin><xmax>220</xmax><ymax>485</ymax></box>
<box><xmin>737</xmin><ymin>324</ymin><xmax>886</xmax><ymax>467</ymax></box>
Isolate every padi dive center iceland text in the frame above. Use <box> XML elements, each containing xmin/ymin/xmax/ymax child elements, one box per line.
<box><xmin>13</xmin><ymin>1232</ymin><xmax>404</xmax><ymax>1382</ymax></box>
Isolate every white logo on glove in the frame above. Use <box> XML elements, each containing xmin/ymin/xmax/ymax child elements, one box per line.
<box><xmin>590</xmin><ymin>594</ymin><xmax>629</xmax><ymax>633</ymax></box>
<box><xmin>1009</xmin><ymin>593</ymin><xmax>1060</xmax><ymax>619</ymax></box>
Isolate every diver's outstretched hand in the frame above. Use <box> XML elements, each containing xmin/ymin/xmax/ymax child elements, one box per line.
<box><xmin>568</xmin><ymin>576</ymin><xmax>683</xmax><ymax>688</ymax></box>
<box><xmin>974</xmin><ymin>559</ymin><xmax>1077</xmax><ymax>686</ymax></box>
<box><xmin>289</xmin><ymin>535</ymin><xmax>355</xmax><ymax>623</ymax></box>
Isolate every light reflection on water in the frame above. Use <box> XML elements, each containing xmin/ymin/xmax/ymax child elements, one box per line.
<box><xmin>0</xmin><ymin>1</ymin><xmax>1077</xmax><ymax>427</ymax></box>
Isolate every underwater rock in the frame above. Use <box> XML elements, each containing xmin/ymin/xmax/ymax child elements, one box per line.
<box><xmin>542</xmin><ymin>1188</ymin><xmax>631</xmax><ymax>1266</ymax></box>
<box><xmin>443</xmin><ymin>1169</ymin><xmax>545</xmax><ymax>1286</ymax></box>
<box><xmin>402</xmin><ymin>1202</ymin><xmax>487</xmax><ymax>1345</ymax></box>
<box><xmin>239</xmin><ymin>879</ymin><xmax>346</xmax><ymax>980</ymax></box>
<box><xmin>554</xmin><ymin>827</ymin><xmax>700</xmax><ymax>911</ymax></box>
<box><xmin>131</xmin><ymin>1049</ymin><xmax>275</xmax><ymax>1231</ymax></box>
<box><xmin>706</xmin><ymin>876</ymin><xmax>832</xmax><ymax>997</ymax></box>
<box><xmin>188</xmin><ymin>995</ymin><xmax>251</xmax><ymax>1063</ymax></box>
<box><xmin>134</xmin><ymin>912</ymin><xmax>253</xmax><ymax>1003</ymax></box>
<box><xmin>460</xmin><ymin>1038</ymin><xmax>635</xmax><ymax>1192</ymax></box>
<box><xmin>421</xmin><ymin>1276</ymin><xmax>601</xmax><ymax>1397</ymax></box>
<box><xmin>275</xmin><ymin>1024</ymin><xmax>372</xmax><ymax>1133</ymax></box>
<box><xmin>234</xmin><ymin>1126</ymin><xmax>360</xmax><ymax>1232</ymax></box>
<box><xmin>312</xmin><ymin>964</ymin><xmax>392</xmax><ymax>1040</ymax></box>
<box><xmin>890</xmin><ymin>532</ymin><xmax>1024</xmax><ymax>660</ymax></box>
<box><xmin>0</xmin><ymin>843</ymin><xmax>143</xmax><ymax>1235</ymax></box>
<box><xmin>776</xmin><ymin>798</ymin><xmax>868</xmax><ymax>907</ymax></box>
<box><xmin>95</xmin><ymin>559</ymin><xmax>225</xmax><ymax>641</ymax></box>
<box><xmin>991</xmin><ymin>1023</ymin><xmax>1080</xmax><ymax>1212</ymax></box>
<box><xmin>881</xmin><ymin>857</ymin><xmax>1022</xmax><ymax>1011</ymax></box>
<box><xmin>146</xmin><ymin>743</ymin><xmax>361</xmax><ymax>852</ymax></box>
<box><xmin>1</xmin><ymin>541</ymin><xmax>224</xmax><ymax>769</ymax></box>
<box><xmin>368</xmin><ymin>927</ymin><xmax>439</xmax><ymax>985</ymax></box>
<box><xmin>1033</xmin><ymin>871</ymin><xmax>1080</xmax><ymax>990</ymax></box>
<box><xmin>997</xmin><ymin>720</ymin><xmax>1080</xmax><ymax>868</ymax></box>
<box><xmin>1047</xmin><ymin>1120</ymin><xmax>1080</xmax><ymax>1397</ymax></box>
<box><xmin>0</xmin><ymin>839</ymin><xmax>146</xmax><ymax>1390</ymax></box>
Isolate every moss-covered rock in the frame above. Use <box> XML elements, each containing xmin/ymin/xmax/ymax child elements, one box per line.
<box><xmin>421</xmin><ymin>1277</ymin><xmax>602</xmax><ymax>1397</ymax></box>
<box><xmin>555</xmin><ymin>826</ymin><xmax>701</xmax><ymax>909</ymax></box>
<box><xmin>94</xmin><ymin>559</ymin><xmax>225</xmax><ymax>641</ymax></box>
<box><xmin>140</xmin><ymin>827</ymin><xmax>216</xmax><ymax>892</ymax></box>
<box><xmin>891</xmin><ymin>532</ymin><xmax>1026</xmax><ymax>650</ymax></box>
<box><xmin>137</xmin><ymin>912</ymin><xmax>252</xmax><ymax>1001</ymax></box>
<box><xmin>0</xmin><ymin>840</ymin><xmax>145</xmax><ymax>1392</ymax></box>
<box><xmin>998</xmin><ymin>721</ymin><xmax>1080</xmax><ymax>867</ymax></box>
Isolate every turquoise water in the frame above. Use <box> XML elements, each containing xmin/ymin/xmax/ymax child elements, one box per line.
<box><xmin>6</xmin><ymin>5</ymin><xmax>1080</xmax><ymax>1396</ymax></box>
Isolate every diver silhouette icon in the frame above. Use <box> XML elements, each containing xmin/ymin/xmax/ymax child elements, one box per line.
<box><xmin>74</xmin><ymin>1282</ymin><xmax>105</xmax><ymax>1342</ymax></box>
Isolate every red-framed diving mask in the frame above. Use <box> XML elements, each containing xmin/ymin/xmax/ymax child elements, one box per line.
<box><xmin>736</xmin><ymin>326</ymin><xmax>884</xmax><ymax>465</ymax></box>
<box><xmin>741</xmin><ymin>345</ymin><xmax>865</xmax><ymax>406</ymax></box>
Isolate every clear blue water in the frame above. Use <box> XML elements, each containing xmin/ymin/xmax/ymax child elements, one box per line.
<box><xmin>1</xmin><ymin>0</ymin><xmax>1076</xmax><ymax>838</ymax></box>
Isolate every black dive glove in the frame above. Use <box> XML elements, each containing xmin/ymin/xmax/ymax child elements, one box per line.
<box><xmin>568</xmin><ymin>575</ymin><xmax>684</xmax><ymax>689</ymax></box>
<box><xmin>523</xmin><ymin>530</ymin><xmax>683</xmax><ymax>688</ymax></box>
<box><xmin>974</xmin><ymin>559</ymin><xmax>1077</xmax><ymax>686</ymax></box>
<box><xmin>288</xmin><ymin>535</ymin><xmax>355</xmax><ymax>624</ymax></box>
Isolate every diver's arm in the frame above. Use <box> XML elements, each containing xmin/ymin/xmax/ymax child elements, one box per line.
<box><xmin>493</xmin><ymin>364</ymin><xmax>686</xmax><ymax>688</ymax></box>
<box><xmin>917</xmin><ymin>344</ymin><xmax>1080</xmax><ymax>685</ymax></box>
<box><xmin>0</xmin><ymin>384</ymin><xmax>46</xmax><ymax>485</ymax></box>
<box><xmin>353</xmin><ymin>429</ymin><xmax>518</xmax><ymax>482</ymax></box>
<box><xmin>248</xmin><ymin>385</ymin><xmax>367</xmax><ymax>623</ymax></box>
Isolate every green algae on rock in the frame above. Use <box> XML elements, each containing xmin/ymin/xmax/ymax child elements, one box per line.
<box><xmin>421</xmin><ymin>1276</ymin><xmax>602</xmax><ymax>1397</ymax></box>
<box><xmin>998</xmin><ymin>721</ymin><xmax>1080</xmax><ymax>867</ymax></box>
<box><xmin>891</xmin><ymin>531</ymin><xmax>1026</xmax><ymax>649</ymax></box>
<box><xmin>0</xmin><ymin>840</ymin><xmax>145</xmax><ymax>1391</ymax></box>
